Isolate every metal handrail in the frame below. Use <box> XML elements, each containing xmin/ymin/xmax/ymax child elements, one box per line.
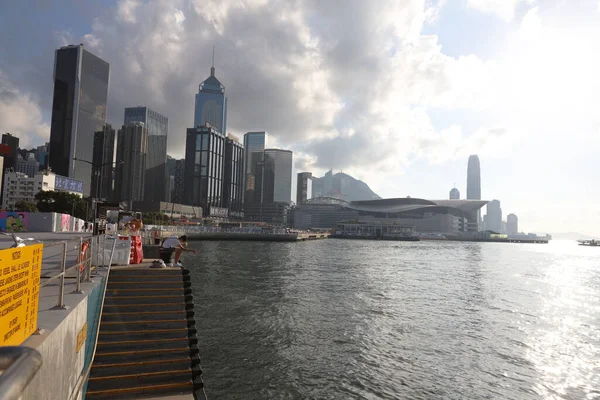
<box><xmin>0</xmin><ymin>347</ymin><xmax>43</xmax><ymax>400</ymax></box>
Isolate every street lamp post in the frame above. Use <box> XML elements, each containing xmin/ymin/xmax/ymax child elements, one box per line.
<box><xmin>73</xmin><ymin>158</ymin><xmax>123</xmax><ymax>235</ymax></box>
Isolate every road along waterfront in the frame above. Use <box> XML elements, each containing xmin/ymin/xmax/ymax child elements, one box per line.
<box><xmin>186</xmin><ymin>239</ymin><xmax>600</xmax><ymax>399</ymax></box>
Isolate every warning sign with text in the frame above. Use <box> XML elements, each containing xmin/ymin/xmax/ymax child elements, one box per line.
<box><xmin>0</xmin><ymin>244</ymin><xmax>42</xmax><ymax>345</ymax></box>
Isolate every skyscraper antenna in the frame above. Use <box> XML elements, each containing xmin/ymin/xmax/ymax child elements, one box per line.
<box><xmin>212</xmin><ymin>45</ymin><xmax>215</xmax><ymax>68</ymax></box>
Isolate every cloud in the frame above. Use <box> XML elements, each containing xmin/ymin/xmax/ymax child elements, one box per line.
<box><xmin>467</xmin><ymin>0</ymin><xmax>533</xmax><ymax>21</ymax></box>
<box><xmin>0</xmin><ymin>71</ymin><xmax>50</xmax><ymax>149</ymax></box>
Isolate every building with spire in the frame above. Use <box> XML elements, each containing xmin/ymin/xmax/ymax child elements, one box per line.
<box><xmin>193</xmin><ymin>49</ymin><xmax>227</xmax><ymax>134</ymax></box>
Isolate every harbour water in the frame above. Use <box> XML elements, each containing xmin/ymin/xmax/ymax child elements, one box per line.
<box><xmin>188</xmin><ymin>240</ymin><xmax>600</xmax><ymax>399</ymax></box>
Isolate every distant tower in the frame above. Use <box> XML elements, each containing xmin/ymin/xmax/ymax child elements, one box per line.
<box><xmin>467</xmin><ymin>155</ymin><xmax>481</xmax><ymax>200</ymax></box>
<box><xmin>193</xmin><ymin>49</ymin><xmax>227</xmax><ymax>134</ymax></box>
<box><xmin>507</xmin><ymin>213</ymin><xmax>518</xmax><ymax>235</ymax></box>
<box><xmin>449</xmin><ymin>183</ymin><xmax>460</xmax><ymax>200</ymax></box>
<box><xmin>466</xmin><ymin>155</ymin><xmax>481</xmax><ymax>232</ymax></box>
<box><xmin>485</xmin><ymin>199</ymin><xmax>502</xmax><ymax>232</ymax></box>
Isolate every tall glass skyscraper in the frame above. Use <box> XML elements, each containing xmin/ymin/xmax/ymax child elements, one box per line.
<box><xmin>194</xmin><ymin>64</ymin><xmax>227</xmax><ymax>134</ymax></box>
<box><xmin>264</xmin><ymin>149</ymin><xmax>293</xmax><ymax>203</ymax></box>
<box><xmin>243</xmin><ymin>132</ymin><xmax>267</xmax><ymax>204</ymax></box>
<box><xmin>466</xmin><ymin>154</ymin><xmax>481</xmax><ymax>232</ymax></box>
<box><xmin>114</xmin><ymin>123</ymin><xmax>147</xmax><ymax>203</ymax></box>
<box><xmin>183</xmin><ymin>125</ymin><xmax>226</xmax><ymax>216</ymax></box>
<box><xmin>124</xmin><ymin>106</ymin><xmax>168</xmax><ymax>203</ymax></box>
<box><xmin>92</xmin><ymin>124</ymin><xmax>116</xmax><ymax>200</ymax></box>
<box><xmin>49</xmin><ymin>44</ymin><xmax>110</xmax><ymax>196</ymax></box>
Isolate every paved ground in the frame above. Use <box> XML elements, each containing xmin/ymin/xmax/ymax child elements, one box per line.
<box><xmin>0</xmin><ymin>232</ymin><xmax>93</xmax><ymax>276</ymax></box>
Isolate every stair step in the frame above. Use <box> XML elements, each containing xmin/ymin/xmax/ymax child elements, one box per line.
<box><xmin>102</xmin><ymin>302</ymin><xmax>193</xmax><ymax>313</ymax></box>
<box><xmin>98</xmin><ymin>327</ymin><xmax>196</xmax><ymax>341</ymax></box>
<box><xmin>99</xmin><ymin>319</ymin><xmax>191</xmax><ymax>333</ymax></box>
<box><xmin>101</xmin><ymin>310</ymin><xmax>194</xmax><ymax>323</ymax></box>
<box><xmin>90</xmin><ymin>357</ymin><xmax>199</xmax><ymax>378</ymax></box>
<box><xmin>105</xmin><ymin>288</ymin><xmax>191</xmax><ymax>297</ymax></box>
<box><xmin>93</xmin><ymin>346</ymin><xmax>198</xmax><ymax>364</ymax></box>
<box><xmin>86</xmin><ymin>380</ymin><xmax>195</xmax><ymax>399</ymax></box>
<box><xmin>97</xmin><ymin>337</ymin><xmax>197</xmax><ymax>352</ymax></box>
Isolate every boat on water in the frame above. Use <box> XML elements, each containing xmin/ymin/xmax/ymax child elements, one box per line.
<box><xmin>578</xmin><ymin>239</ymin><xmax>600</xmax><ymax>246</ymax></box>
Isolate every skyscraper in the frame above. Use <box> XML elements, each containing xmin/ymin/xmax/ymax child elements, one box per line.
<box><xmin>172</xmin><ymin>159</ymin><xmax>185</xmax><ymax>204</ymax></box>
<box><xmin>243</xmin><ymin>132</ymin><xmax>267</xmax><ymax>204</ymax></box>
<box><xmin>92</xmin><ymin>124</ymin><xmax>116</xmax><ymax>199</ymax></box>
<box><xmin>15</xmin><ymin>153</ymin><xmax>39</xmax><ymax>177</ymax></box>
<box><xmin>297</xmin><ymin>172</ymin><xmax>313</xmax><ymax>205</ymax></box>
<box><xmin>1</xmin><ymin>133</ymin><xmax>19</xmax><ymax>172</ymax></box>
<box><xmin>193</xmin><ymin>59</ymin><xmax>227</xmax><ymax>134</ymax></box>
<box><xmin>114</xmin><ymin>123</ymin><xmax>147</xmax><ymax>203</ymax></box>
<box><xmin>124</xmin><ymin>106</ymin><xmax>168</xmax><ymax>203</ymax></box>
<box><xmin>48</xmin><ymin>44</ymin><xmax>110</xmax><ymax>196</ymax></box>
<box><xmin>183</xmin><ymin>125</ymin><xmax>226</xmax><ymax>216</ymax></box>
<box><xmin>466</xmin><ymin>155</ymin><xmax>481</xmax><ymax>200</ymax></box>
<box><xmin>507</xmin><ymin>213</ymin><xmax>518</xmax><ymax>235</ymax></box>
<box><xmin>466</xmin><ymin>155</ymin><xmax>481</xmax><ymax>232</ymax></box>
<box><xmin>223</xmin><ymin>135</ymin><xmax>244</xmax><ymax>218</ymax></box>
<box><xmin>449</xmin><ymin>186</ymin><xmax>460</xmax><ymax>200</ymax></box>
<box><xmin>264</xmin><ymin>149</ymin><xmax>293</xmax><ymax>203</ymax></box>
<box><xmin>485</xmin><ymin>199</ymin><xmax>502</xmax><ymax>233</ymax></box>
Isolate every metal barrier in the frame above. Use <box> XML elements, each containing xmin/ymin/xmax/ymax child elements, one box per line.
<box><xmin>39</xmin><ymin>235</ymin><xmax>106</xmax><ymax>309</ymax></box>
<box><xmin>0</xmin><ymin>347</ymin><xmax>43</xmax><ymax>400</ymax></box>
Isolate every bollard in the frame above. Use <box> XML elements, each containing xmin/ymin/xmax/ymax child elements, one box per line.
<box><xmin>56</xmin><ymin>242</ymin><xmax>67</xmax><ymax>308</ymax></box>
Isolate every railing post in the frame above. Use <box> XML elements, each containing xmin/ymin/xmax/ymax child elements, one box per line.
<box><xmin>85</xmin><ymin>237</ymin><xmax>92</xmax><ymax>282</ymax></box>
<box><xmin>56</xmin><ymin>242</ymin><xmax>67</xmax><ymax>308</ymax></box>
<box><xmin>74</xmin><ymin>237</ymin><xmax>82</xmax><ymax>293</ymax></box>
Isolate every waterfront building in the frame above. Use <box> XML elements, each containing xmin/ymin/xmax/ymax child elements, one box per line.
<box><xmin>92</xmin><ymin>124</ymin><xmax>116</xmax><ymax>200</ymax></box>
<box><xmin>172</xmin><ymin>159</ymin><xmax>185</xmax><ymax>204</ymax></box>
<box><xmin>485</xmin><ymin>199</ymin><xmax>502</xmax><ymax>233</ymax></box>
<box><xmin>290</xmin><ymin>197</ymin><xmax>487</xmax><ymax>234</ymax></box>
<box><xmin>507</xmin><ymin>213</ymin><xmax>518</xmax><ymax>235</ymax></box>
<box><xmin>114</xmin><ymin>123</ymin><xmax>148</xmax><ymax>203</ymax></box>
<box><xmin>15</xmin><ymin>153</ymin><xmax>39</xmax><ymax>177</ymax></box>
<box><xmin>466</xmin><ymin>155</ymin><xmax>481</xmax><ymax>232</ymax></box>
<box><xmin>35</xmin><ymin>143</ymin><xmax>49</xmax><ymax>170</ymax></box>
<box><xmin>224</xmin><ymin>134</ymin><xmax>244</xmax><ymax>218</ymax></box>
<box><xmin>449</xmin><ymin>186</ymin><xmax>460</xmax><ymax>200</ymax></box>
<box><xmin>48</xmin><ymin>44</ymin><xmax>110</xmax><ymax>196</ymax></box>
<box><xmin>183</xmin><ymin>125</ymin><xmax>227</xmax><ymax>217</ymax></box>
<box><xmin>1</xmin><ymin>170</ymin><xmax>83</xmax><ymax>210</ymax></box>
<box><xmin>124</xmin><ymin>106</ymin><xmax>168</xmax><ymax>203</ymax></box>
<box><xmin>297</xmin><ymin>172</ymin><xmax>313</xmax><ymax>205</ymax></box>
<box><xmin>193</xmin><ymin>60</ymin><xmax>227</xmax><ymax>135</ymax></box>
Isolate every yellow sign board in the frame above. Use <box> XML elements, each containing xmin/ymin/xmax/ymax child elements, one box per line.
<box><xmin>76</xmin><ymin>322</ymin><xmax>87</xmax><ymax>353</ymax></box>
<box><xmin>0</xmin><ymin>244</ymin><xmax>43</xmax><ymax>346</ymax></box>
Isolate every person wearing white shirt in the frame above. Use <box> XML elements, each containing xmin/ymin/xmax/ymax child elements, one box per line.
<box><xmin>161</xmin><ymin>235</ymin><xmax>196</xmax><ymax>267</ymax></box>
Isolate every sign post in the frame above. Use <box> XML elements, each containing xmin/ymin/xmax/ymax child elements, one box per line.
<box><xmin>0</xmin><ymin>244</ymin><xmax>43</xmax><ymax>346</ymax></box>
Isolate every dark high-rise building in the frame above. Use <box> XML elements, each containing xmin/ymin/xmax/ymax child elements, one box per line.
<box><xmin>264</xmin><ymin>149</ymin><xmax>293</xmax><ymax>203</ymax></box>
<box><xmin>183</xmin><ymin>125</ymin><xmax>226</xmax><ymax>216</ymax></box>
<box><xmin>92</xmin><ymin>124</ymin><xmax>116</xmax><ymax>199</ymax></box>
<box><xmin>466</xmin><ymin>155</ymin><xmax>481</xmax><ymax>232</ymax></box>
<box><xmin>124</xmin><ymin>106</ymin><xmax>168</xmax><ymax>203</ymax></box>
<box><xmin>48</xmin><ymin>44</ymin><xmax>110</xmax><ymax>196</ymax></box>
<box><xmin>507</xmin><ymin>213</ymin><xmax>518</xmax><ymax>235</ymax></box>
<box><xmin>224</xmin><ymin>135</ymin><xmax>244</xmax><ymax>218</ymax></box>
<box><xmin>172</xmin><ymin>159</ymin><xmax>185</xmax><ymax>204</ymax></box>
<box><xmin>485</xmin><ymin>199</ymin><xmax>502</xmax><ymax>232</ymax></box>
<box><xmin>114</xmin><ymin>123</ymin><xmax>147</xmax><ymax>203</ymax></box>
<box><xmin>297</xmin><ymin>172</ymin><xmax>313</xmax><ymax>205</ymax></box>
<box><xmin>243</xmin><ymin>132</ymin><xmax>267</xmax><ymax>202</ymax></box>
<box><xmin>449</xmin><ymin>187</ymin><xmax>460</xmax><ymax>200</ymax></box>
<box><xmin>1</xmin><ymin>133</ymin><xmax>19</xmax><ymax>172</ymax></box>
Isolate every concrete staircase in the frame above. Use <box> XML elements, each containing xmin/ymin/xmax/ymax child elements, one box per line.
<box><xmin>85</xmin><ymin>268</ymin><xmax>203</xmax><ymax>399</ymax></box>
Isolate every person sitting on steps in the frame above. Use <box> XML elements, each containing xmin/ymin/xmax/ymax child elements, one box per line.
<box><xmin>161</xmin><ymin>235</ymin><xmax>196</xmax><ymax>267</ymax></box>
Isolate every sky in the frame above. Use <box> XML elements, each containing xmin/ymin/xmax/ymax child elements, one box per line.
<box><xmin>1</xmin><ymin>0</ymin><xmax>599</xmax><ymax>236</ymax></box>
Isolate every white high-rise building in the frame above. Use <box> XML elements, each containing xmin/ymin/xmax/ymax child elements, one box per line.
<box><xmin>1</xmin><ymin>171</ymin><xmax>83</xmax><ymax>209</ymax></box>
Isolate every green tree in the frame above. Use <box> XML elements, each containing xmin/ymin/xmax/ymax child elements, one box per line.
<box><xmin>35</xmin><ymin>190</ymin><xmax>87</xmax><ymax>219</ymax></box>
<box><xmin>14</xmin><ymin>200</ymin><xmax>39</xmax><ymax>212</ymax></box>
<box><xmin>141</xmin><ymin>212</ymin><xmax>171</xmax><ymax>225</ymax></box>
